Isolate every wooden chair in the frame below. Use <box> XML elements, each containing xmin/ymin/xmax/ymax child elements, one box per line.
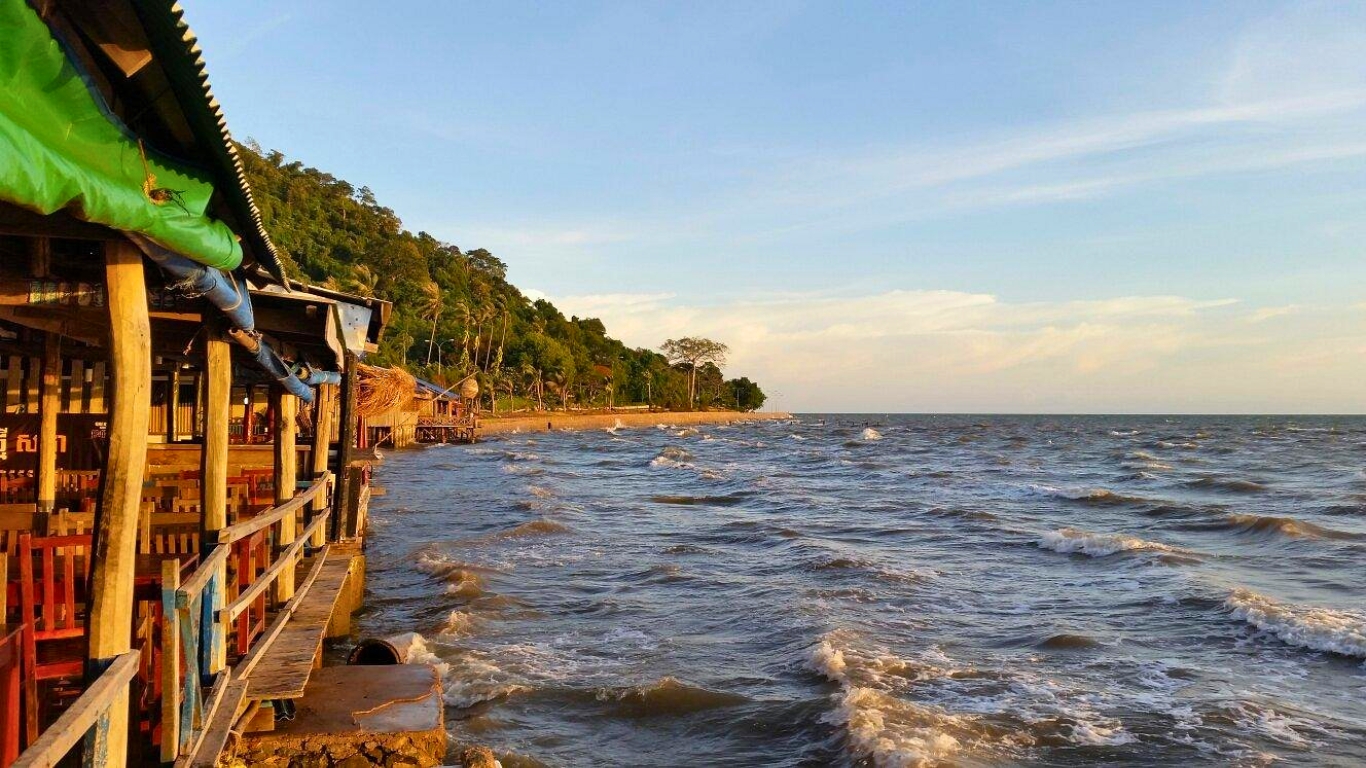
<box><xmin>0</xmin><ymin>506</ymin><xmax>37</xmax><ymax>558</ymax></box>
<box><xmin>232</xmin><ymin>531</ymin><xmax>269</xmax><ymax>657</ymax></box>
<box><xmin>139</xmin><ymin>509</ymin><xmax>200</xmax><ymax>555</ymax></box>
<box><xmin>18</xmin><ymin>532</ymin><xmax>92</xmax><ymax>743</ymax></box>
<box><xmin>0</xmin><ymin>475</ymin><xmax>33</xmax><ymax>506</ymax></box>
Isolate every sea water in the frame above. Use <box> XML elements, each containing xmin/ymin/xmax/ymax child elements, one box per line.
<box><xmin>358</xmin><ymin>415</ymin><xmax>1366</xmax><ymax>766</ymax></box>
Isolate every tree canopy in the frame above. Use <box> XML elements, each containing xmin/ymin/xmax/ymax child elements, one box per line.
<box><xmin>239</xmin><ymin>141</ymin><xmax>764</xmax><ymax>412</ymax></box>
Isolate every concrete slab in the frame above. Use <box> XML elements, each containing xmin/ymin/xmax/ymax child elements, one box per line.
<box><xmin>237</xmin><ymin>665</ymin><xmax>446</xmax><ymax>767</ymax></box>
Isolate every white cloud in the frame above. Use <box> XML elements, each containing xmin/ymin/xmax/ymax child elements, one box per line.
<box><xmin>545</xmin><ymin>289</ymin><xmax>1366</xmax><ymax>413</ymax></box>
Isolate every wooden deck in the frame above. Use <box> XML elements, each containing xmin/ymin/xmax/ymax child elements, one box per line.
<box><xmin>241</xmin><ymin>550</ymin><xmax>353</xmax><ymax>701</ymax></box>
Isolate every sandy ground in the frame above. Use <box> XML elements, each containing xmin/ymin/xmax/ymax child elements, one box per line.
<box><xmin>478</xmin><ymin>410</ymin><xmax>791</xmax><ymax>435</ymax></box>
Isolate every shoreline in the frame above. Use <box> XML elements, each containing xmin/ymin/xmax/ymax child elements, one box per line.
<box><xmin>477</xmin><ymin>410</ymin><xmax>791</xmax><ymax>435</ymax></box>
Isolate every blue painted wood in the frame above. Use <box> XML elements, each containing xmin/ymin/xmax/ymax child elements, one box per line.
<box><xmin>200</xmin><ymin>574</ymin><xmax>218</xmax><ymax>679</ymax></box>
<box><xmin>80</xmin><ymin>710</ymin><xmax>110</xmax><ymax>768</ymax></box>
<box><xmin>178</xmin><ymin>602</ymin><xmax>200</xmax><ymax>751</ymax></box>
<box><xmin>80</xmin><ymin>656</ymin><xmax>116</xmax><ymax>767</ymax></box>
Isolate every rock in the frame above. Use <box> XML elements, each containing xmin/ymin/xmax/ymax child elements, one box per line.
<box><xmin>334</xmin><ymin>755</ymin><xmax>373</xmax><ymax>768</ymax></box>
<box><xmin>458</xmin><ymin>746</ymin><xmax>501</xmax><ymax>768</ymax></box>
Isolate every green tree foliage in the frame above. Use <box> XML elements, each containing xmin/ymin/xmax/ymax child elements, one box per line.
<box><xmin>726</xmin><ymin>377</ymin><xmax>767</xmax><ymax>412</ymax></box>
<box><xmin>239</xmin><ymin>141</ymin><xmax>763</xmax><ymax>411</ymax></box>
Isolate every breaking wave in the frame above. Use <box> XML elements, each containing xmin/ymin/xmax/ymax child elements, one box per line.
<box><xmin>808</xmin><ymin>630</ymin><xmax>1137</xmax><ymax>765</ymax></box>
<box><xmin>1038</xmin><ymin>528</ymin><xmax>1189</xmax><ymax>558</ymax></box>
<box><xmin>1225</xmin><ymin>588</ymin><xmax>1366</xmax><ymax>658</ymax></box>
<box><xmin>861</xmin><ymin>427</ymin><xmax>883</xmax><ymax>441</ymax></box>
<box><xmin>650</xmin><ymin>446</ymin><xmax>695</xmax><ymax>469</ymax></box>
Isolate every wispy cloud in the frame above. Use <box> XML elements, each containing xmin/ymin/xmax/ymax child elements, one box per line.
<box><xmin>542</xmin><ymin>289</ymin><xmax>1366</xmax><ymax>413</ymax></box>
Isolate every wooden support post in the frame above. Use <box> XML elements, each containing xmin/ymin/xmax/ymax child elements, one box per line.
<box><xmin>24</xmin><ymin>357</ymin><xmax>37</xmax><ymax>413</ymax></box>
<box><xmin>273</xmin><ymin>390</ymin><xmax>298</xmax><ymax>603</ymax></box>
<box><xmin>242</xmin><ymin>384</ymin><xmax>254</xmax><ymax>444</ymax></box>
<box><xmin>5</xmin><ymin>356</ymin><xmax>20</xmax><ymax>413</ymax></box>
<box><xmin>88</xmin><ymin>362</ymin><xmax>105</xmax><ymax>413</ymax></box>
<box><xmin>159</xmin><ymin>559</ymin><xmax>180</xmax><ymax>763</ymax></box>
<box><xmin>309</xmin><ymin>384</ymin><xmax>334</xmax><ymax>548</ymax></box>
<box><xmin>36</xmin><ymin>333</ymin><xmax>60</xmax><ymax>514</ymax></box>
<box><xmin>332</xmin><ymin>353</ymin><xmax>358</xmax><ymax>541</ymax></box>
<box><xmin>84</xmin><ymin>240</ymin><xmax>150</xmax><ymax>768</ymax></box>
<box><xmin>166</xmin><ymin>367</ymin><xmax>180</xmax><ymax>442</ymax></box>
<box><xmin>200</xmin><ymin>329</ymin><xmax>231</xmax><ymax>673</ymax></box>
<box><xmin>28</xmin><ymin>236</ymin><xmax>51</xmax><ymax>279</ymax></box>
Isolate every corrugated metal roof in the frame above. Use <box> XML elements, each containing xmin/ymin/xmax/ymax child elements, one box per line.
<box><xmin>129</xmin><ymin>0</ymin><xmax>290</xmax><ymax>285</ymax></box>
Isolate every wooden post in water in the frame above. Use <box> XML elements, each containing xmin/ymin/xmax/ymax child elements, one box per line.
<box><xmin>273</xmin><ymin>390</ymin><xmax>298</xmax><ymax>602</ymax></box>
<box><xmin>84</xmin><ymin>239</ymin><xmax>150</xmax><ymax>768</ymax></box>
<box><xmin>200</xmin><ymin>327</ymin><xmax>231</xmax><ymax>673</ymax></box>
<box><xmin>36</xmin><ymin>332</ymin><xmax>60</xmax><ymax>515</ymax></box>
<box><xmin>332</xmin><ymin>353</ymin><xmax>358</xmax><ymax>541</ymax></box>
<box><xmin>309</xmin><ymin>383</ymin><xmax>335</xmax><ymax>547</ymax></box>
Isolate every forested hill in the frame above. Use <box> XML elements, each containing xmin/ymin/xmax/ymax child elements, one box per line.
<box><xmin>237</xmin><ymin>141</ymin><xmax>765</xmax><ymax>412</ymax></box>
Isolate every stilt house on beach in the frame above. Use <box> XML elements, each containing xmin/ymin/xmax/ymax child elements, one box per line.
<box><xmin>0</xmin><ymin>1</ymin><xmax>444</xmax><ymax>765</ymax></box>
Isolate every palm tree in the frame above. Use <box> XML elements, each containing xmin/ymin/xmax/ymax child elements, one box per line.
<box><xmin>349</xmin><ymin>265</ymin><xmax>379</xmax><ymax>297</ymax></box>
<box><xmin>422</xmin><ymin>281</ymin><xmax>443</xmax><ymax>365</ymax></box>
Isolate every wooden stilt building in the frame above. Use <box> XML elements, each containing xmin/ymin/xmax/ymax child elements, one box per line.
<box><xmin>0</xmin><ymin>2</ymin><xmax>440</xmax><ymax>765</ymax></box>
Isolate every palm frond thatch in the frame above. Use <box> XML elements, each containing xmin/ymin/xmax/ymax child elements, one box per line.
<box><xmin>356</xmin><ymin>364</ymin><xmax>416</xmax><ymax>417</ymax></box>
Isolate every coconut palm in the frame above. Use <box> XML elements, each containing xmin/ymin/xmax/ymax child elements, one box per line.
<box><xmin>421</xmin><ymin>281</ymin><xmax>443</xmax><ymax>366</ymax></box>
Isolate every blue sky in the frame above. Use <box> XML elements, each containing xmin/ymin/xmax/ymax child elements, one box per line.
<box><xmin>191</xmin><ymin>1</ymin><xmax>1366</xmax><ymax>412</ymax></box>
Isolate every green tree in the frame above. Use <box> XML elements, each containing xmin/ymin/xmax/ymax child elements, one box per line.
<box><xmin>660</xmin><ymin>337</ymin><xmax>729</xmax><ymax>410</ymax></box>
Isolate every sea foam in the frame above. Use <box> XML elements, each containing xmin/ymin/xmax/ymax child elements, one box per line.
<box><xmin>1038</xmin><ymin>528</ymin><xmax>1185</xmax><ymax>558</ymax></box>
<box><xmin>1225</xmin><ymin>588</ymin><xmax>1366</xmax><ymax>659</ymax></box>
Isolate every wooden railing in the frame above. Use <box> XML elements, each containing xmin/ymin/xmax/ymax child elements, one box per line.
<box><xmin>11</xmin><ymin>651</ymin><xmax>140</xmax><ymax>768</ymax></box>
<box><xmin>159</xmin><ymin>472</ymin><xmax>333</xmax><ymax>762</ymax></box>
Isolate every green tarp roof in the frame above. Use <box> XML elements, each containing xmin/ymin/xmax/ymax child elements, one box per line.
<box><xmin>0</xmin><ymin>0</ymin><xmax>243</xmax><ymax>269</ymax></box>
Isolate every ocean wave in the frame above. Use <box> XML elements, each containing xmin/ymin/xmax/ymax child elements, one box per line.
<box><xmin>675</xmin><ymin>428</ymin><xmax>700</xmax><ymax>438</ymax></box>
<box><xmin>1026</xmin><ymin>484</ymin><xmax>1148</xmax><ymax>506</ymax></box>
<box><xmin>825</xmin><ymin>687</ymin><xmax>979</xmax><ymax>768</ymax></box>
<box><xmin>415</xmin><ymin>552</ymin><xmax>495</xmax><ymax>598</ymax></box>
<box><xmin>810</xmin><ymin>556</ymin><xmax>932</xmax><ymax>585</ymax></box>
<box><xmin>440</xmin><ymin>610</ymin><xmax>478</xmax><ymax>637</ymax></box>
<box><xmin>1035</xmin><ymin>633</ymin><xmax>1104</xmax><ymax>650</ymax></box>
<box><xmin>649</xmin><ymin>493</ymin><xmax>748</xmax><ymax>506</ymax></box>
<box><xmin>490</xmin><ymin>518</ymin><xmax>571</xmax><ymax>540</ymax></box>
<box><xmin>1223</xmin><ymin>700</ymin><xmax>1339</xmax><ymax>748</ymax></box>
<box><xmin>1185</xmin><ymin>477</ymin><xmax>1267</xmax><ymax>494</ymax></box>
<box><xmin>596</xmin><ymin>676</ymin><xmax>748</xmax><ymax>717</ymax></box>
<box><xmin>662</xmin><ymin>543</ymin><xmax>711</xmax><ymax>555</ymax></box>
<box><xmin>1225</xmin><ymin>588</ymin><xmax>1366</xmax><ymax>658</ymax></box>
<box><xmin>1038</xmin><ymin>527</ymin><xmax>1188</xmax><ymax>558</ymax></box>
<box><xmin>650</xmin><ymin>446</ymin><xmax>695</xmax><ymax>469</ymax></box>
<box><xmin>605</xmin><ymin>418</ymin><xmax>626</xmax><ymax>435</ymax></box>
<box><xmin>861</xmin><ymin>427</ymin><xmax>883</xmax><ymax>441</ymax></box>
<box><xmin>1220</xmin><ymin>513</ymin><xmax>1362</xmax><ymax>541</ymax></box>
<box><xmin>443</xmin><ymin>650</ymin><xmax>533</xmax><ymax>708</ymax></box>
<box><xmin>387</xmin><ymin>632</ymin><xmax>451</xmax><ymax>679</ymax></box>
<box><xmin>810</xmin><ymin>632</ymin><xmax>1007</xmax><ymax>766</ymax></box>
<box><xmin>790</xmin><ymin>433</ymin><xmax>807</xmax><ymax>441</ymax></box>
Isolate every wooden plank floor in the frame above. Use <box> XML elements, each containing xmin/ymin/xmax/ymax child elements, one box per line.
<box><xmin>243</xmin><ymin>553</ymin><xmax>353</xmax><ymax>700</ymax></box>
<box><xmin>177</xmin><ymin>679</ymin><xmax>249</xmax><ymax>768</ymax></box>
